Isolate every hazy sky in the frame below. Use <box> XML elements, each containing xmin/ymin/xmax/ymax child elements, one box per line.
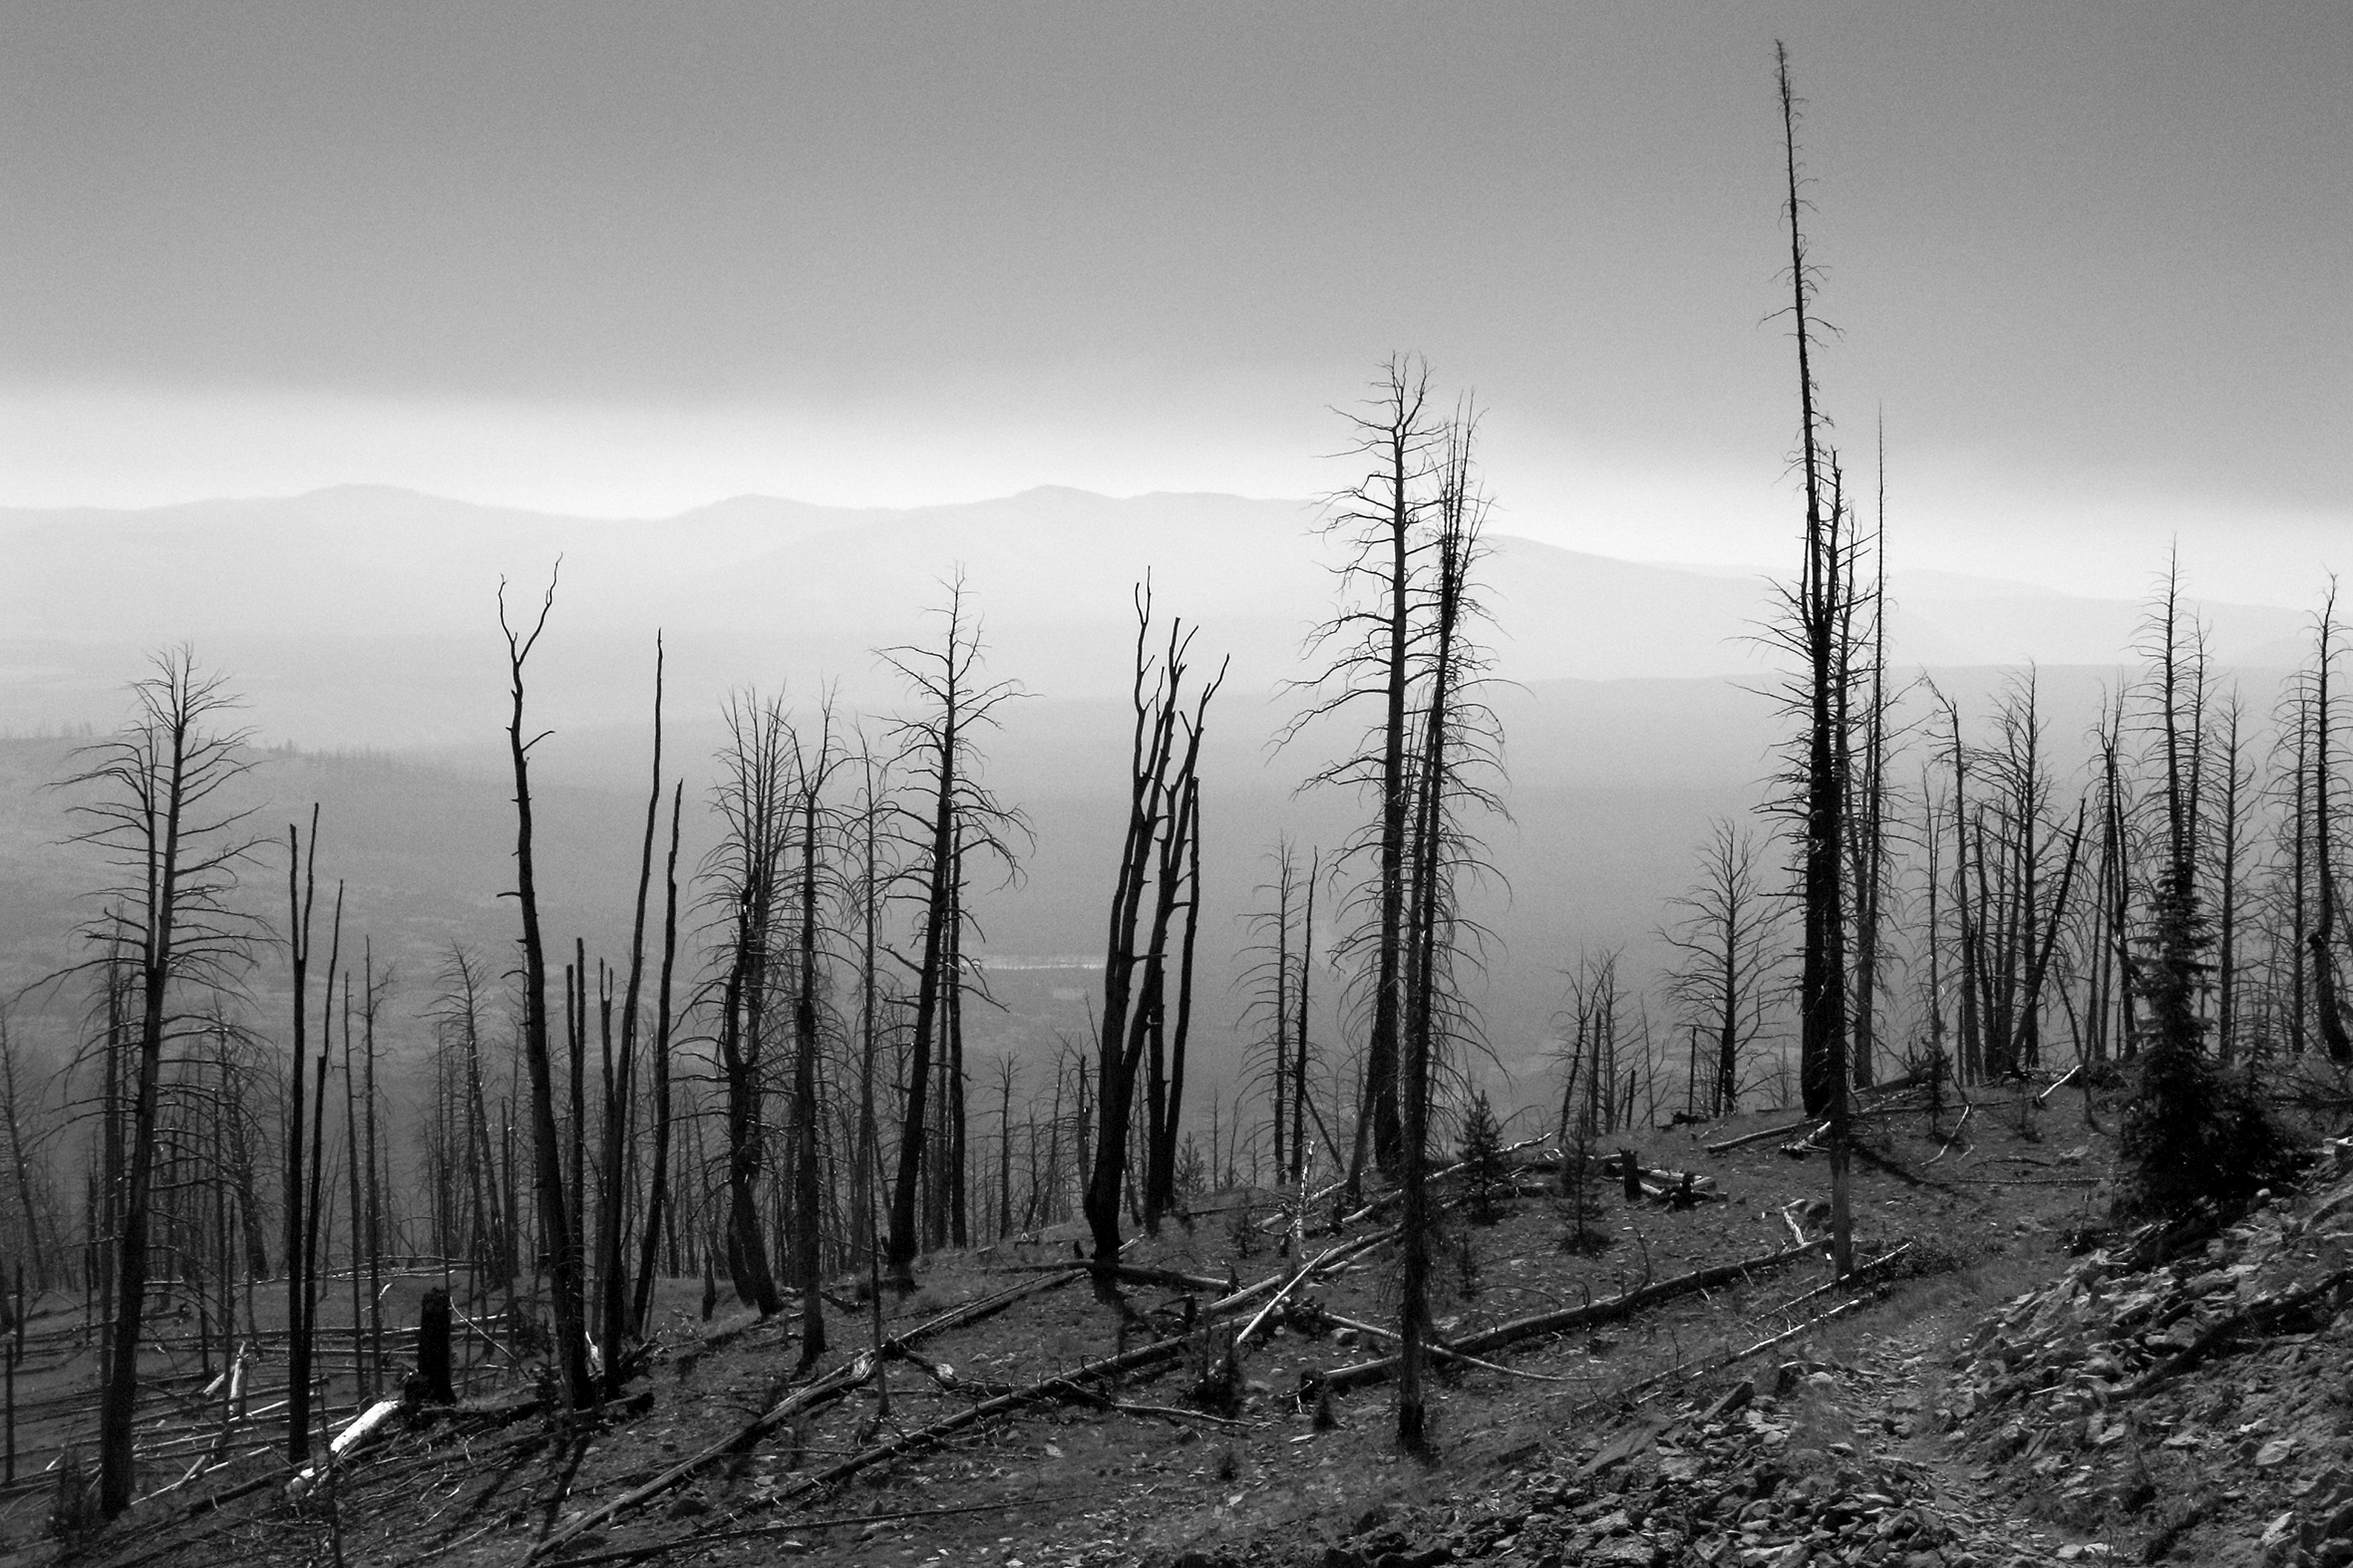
<box><xmin>1</xmin><ymin>4</ymin><xmax>2345</xmax><ymax>601</ymax></box>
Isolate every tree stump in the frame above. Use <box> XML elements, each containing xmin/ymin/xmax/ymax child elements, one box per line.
<box><xmin>420</xmin><ymin>1287</ymin><xmax>456</xmax><ymax>1405</ymax></box>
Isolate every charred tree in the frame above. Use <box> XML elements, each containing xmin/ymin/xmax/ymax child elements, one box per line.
<box><xmin>883</xmin><ymin>580</ymin><xmax>1023</xmax><ymax>1289</ymax></box>
<box><xmin>499</xmin><ymin>573</ymin><xmax>596</xmax><ymax>1408</ymax></box>
<box><xmin>1290</xmin><ymin>358</ymin><xmax>1441</xmax><ymax>1186</ymax></box>
<box><xmin>62</xmin><ymin>652</ymin><xmax>260</xmax><ymax>1513</ymax></box>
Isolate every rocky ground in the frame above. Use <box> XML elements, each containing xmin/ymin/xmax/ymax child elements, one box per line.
<box><xmin>13</xmin><ymin>1093</ymin><xmax>2350</xmax><ymax>1568</ymax></box>
<box><xmin>1308</xmin><ymin>1136</ymin><xmax>2353</xmax><ymax>1568</ymax></box>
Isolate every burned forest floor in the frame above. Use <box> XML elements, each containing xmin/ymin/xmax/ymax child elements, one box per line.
<box><xmin>12</xmin><ymin>1084</ymin><xmax>2350</xmax><ymax>1568</ymax></box>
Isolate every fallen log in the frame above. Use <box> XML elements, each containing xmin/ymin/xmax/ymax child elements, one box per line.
<box><xmin>1337</xmin><ymin>1137</ymin><xmax>1552</xmax><ymax>1224</ymax></box>
<box><xmin>524</xmin><ymin>1354</ymin><xmax>876</xmax><ymax>1562</ymax></box>
<box><xmin>536</xmin><ymin>1243</ymin><xmax>1375</xmax><ymax>1565</ymax></box>
<box><xmin>287</xmin><ymin>1397</ymin><xmax>405</xmax><ymax>1498</ymax></box>
<box><xmin>1316</xmin><ymin>1310</ymin><xmax>1581</xmax><ymax>1384</ymax></box>
<box><xmin>1942</xmin><ymin>1175</ymin><xmax>2101</xmax><ymax>1187</ymax></box>
<box><xmin>772</xmin><ymin>1334</ymin><xmax>1191</xmax><ymax>1506</ymax></box>
<box><xmin>1315</xmin><ymin>1241</ymin><xmax>1818</xmax><ymax>1393</ymax></box>
<box><xmin>889</xmin><ymin>1267</ymin><xmax>1089</xmax><ymax>1346</ymax></box>
<box><xmin>1706</xmin><ymin>1118</ymin><xmax>1818</xmax><ymax>1155</ymax></box>
<box><xmin>1608</xmin><ymin>1290</ymin><xmax>1881</xmax><ymax>1414</ymax></box>
<box><xmin>986</xmin><ymin>1260</ymin><xmax>1225</xmax><ymax>1293</ymax></box>
<box><xmin>1761</xmin><ymin>1242</ymin><xmax>1916</xmax><ymax>1317</ymax></box>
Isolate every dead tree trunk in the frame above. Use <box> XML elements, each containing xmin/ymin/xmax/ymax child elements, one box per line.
<box><xmin>500</xmin><ymin>572</ymin><xmax>595</xmax><ymax>1408</ymax></box>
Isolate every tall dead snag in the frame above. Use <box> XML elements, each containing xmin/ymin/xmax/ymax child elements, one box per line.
<box><xmin>1085</xmin><ymin>586</ymin><xmax>1221</xmax><ymax>1271</ymax></box>
<box><xmin>2309</xmin><ymin>585</ymin><xmax>2350</xmax><ymax>1061</ymax></box>
<box><xmin>1847</xmin><ymin>437</ymin><xmax>1890</xmax><ymax>1088</ymax></box>
<box><xmin>1145</xmin><ymin>722</ymin><xmax>1217</xmax><ymax>1229</ymax></box>
<box><xmin>436</xmin><ymin>945</ymin><xmax>514</xmax><ymax>1317</ymax></box>
<box><xmin>1396</xmin><ymin>411</ymin><xmax>1502</xmax><ymax>1453</ymax></box>
<box><xmin>629</xmin><ymin>784</ymin><xmax>685</xmax><ymax>1335</ymax></box>
<box><xmin>846</xmin><ymin>738</ymin><xmax>894</xmax><ymax>1343</ymax></box>
<box><xmin>707</xmin><ymin>693</ymin><xmax>791</xmax><ymax>1317</ymax></box>
<box><xmin>1245</xmin><ymin>841</ymin><xmax>1325</xmax><ymax>1183</ymax></box>
<box><xmin>1294</xmin><ymin>852</ymin><xmax>1321</xmax><ymax>1177</ymax></box>
<box><xmin>1243</xmin><ymin>842</ymin><xmax>1302</xmax><ymax>1182</ymax></box>
<box><xmin>1291</xmin><ymin>357</ymin><xmax>1440</xmax><ymax>1188</ymax></box>
<box><xmin>282</xmin><ymin>808</ymin><xmax>320</xmax><ymax>1462</ymax></box>
<box><xmin>598</xmin><ymin>636</ymin><xmax>665</xmax><ymax>1392</ymax></box>
<box><xmin>499</xmin><ymin>571</ymin><xmax>596</xmax><ymax>1408</ymax></box>
<box><xmin>1955</xmin><ymin>672</ymin><xmax>2087</xmax><ymax>1085</ymax></box>
<box><xmin>2209</xmin><ymin>690</ymin><xmax>2249</xmax><ymax>1061</ymax></box>
<box><xmin>883</xmin><ymin>578</ymin><xmax>1023</xmax><ymax>1290</ymax></box>
<box><xmin>1771</xmin><ymin>44</ymin><xmax>1851</xmax><ymax>1276</ymax></box>
<box><xmin>62</xmin><ymin>651</ymin><xmax>259</xmax><ymax>1514</ymax></box>
<box><xmin>789</xmin><ymin>705</ymin><xmax>842</xmax><ymax>1366</ymax></box>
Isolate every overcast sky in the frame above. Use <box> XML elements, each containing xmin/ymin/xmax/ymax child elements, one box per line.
<box><xmin>0</xmin><ymin>3</ymin><xmax>2344</xmax><ymax>602</ymax></box>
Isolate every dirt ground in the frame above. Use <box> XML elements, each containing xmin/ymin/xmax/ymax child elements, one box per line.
<box><xmin>0</xmin><ymin>1089</ymin><xmax>2131</xmax><ymax>1568</ymax></box>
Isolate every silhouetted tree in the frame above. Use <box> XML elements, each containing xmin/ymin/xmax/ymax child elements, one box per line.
<box><xmin>885</xmin><ymin>579</ymin><xmax>1023</xmax><ymax>1289</ymax></box>
<box><xmin>1662</xmin><ymin>821</ymin><xmax>1781</xmax><ymax>1115</ymax></box>
<box><xmin>62</xmin><ymin>651</ymin><xmax>261</xmax><ymax>1512</ymax></box>
<box><xmin>1291</xmin><ymin>357</ymin><xmax>1441</xmax><ymax>1189</ymax></box>
<box><xmin>499</xmin><ymin>573</ymin><xmax>595</xmax><ymax>1408</ymax></box>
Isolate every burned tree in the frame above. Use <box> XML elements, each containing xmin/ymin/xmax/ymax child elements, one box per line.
<box><xmin>1767</xmin><ymin>43</ymin><xmax>1851</xmax><ymax>1275</ymax></box>
<box><xmin>1290</xmin><ymin>357</ymin><xmax>1442</xmax><ymax>1186</ymax></box>
<box><xmin>788</xmin><ymin>706</ymin><xmax>843</xmax><ymax>1364</ymax></box>
<box><xmin>1395</xmin><ymin>411</ymin><xmax>1503</xmax><ymax>1453</ymax></box>
<box><xmin>705</xmin><ymin>693</ymin><xmax>792</xmax><ymax>1317</ymax></box>
<box><xmin>1243</xmin><ymin>840</ymin><xmax>1328</xmax><ymax>1184</ymax></box>
<box><xmin>883</xmin><ymin>579</ymin><xmax>1023</xmax><ymax>1290</ymax></box>
<box><xmin>2306</xmin><ymin>585</ymin><xmax>2349</xmax><ymax>1062</ymax></box>
<box><xmin>597</xmin><ymin>637</ymin><xmax>667</xmax><ymax>1389</ymax></box>
<box><xmin>1084</xmin><ymin>587</ymin><xmax>1220</xmax><ymax>1270</ymax></box>
<box><xmin>61</xmin><ymin>651</ymin><xmax>260</xmax><ymax>1513</ymax></box>
<box><xmin>2118</xmin><ymin>560</ymin><xmax>2293</xmax><ymax>1218</ymax></box>
<box><xmin>1662</xmin><ymin>821</ymin><xmax>1782</xmax><ymax>1115</ymax></box>
<box><xmin>499</xmin><ymin>573</ymin><xmax>596</xmax><ymax>1408</ymax></box>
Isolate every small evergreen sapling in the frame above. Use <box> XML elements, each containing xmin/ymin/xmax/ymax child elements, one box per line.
<box><xmin>1557</xmin><ymin>1127</ymin><xmax>1611</xmax><ymax>1256</ymax></box>
<box><xmin>1458</xmin><ymin>1092</ymin><xmax>1512</xmax><ymax>1225</ymax></box>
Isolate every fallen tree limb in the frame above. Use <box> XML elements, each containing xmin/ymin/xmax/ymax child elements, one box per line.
<box><xmin>524</xmin><ymin>1354</ymin><xmax>876</xmax><ymax>1562</ymax></box>
<box><xmin>287</xmin><ymin>1396</ymin><xmax>405</xmax><ymax>1498</ymax></box>
<box><xmin>1315</xmin><ymin>1242</ymin><xmax>1818</xmax><ymax>1394</ymax></box>
<box><xmin>987</xmin><ymin>1262</ymin><xmax>1228</xmax><ymax>1294</ymax></box>
<box><xmin>773</xmin><ymin>1335</ymin><xmax>1191</xmax><ymax>1506</ymax></box>
<box><xmin>1707</xmin><ymin>1119</ymin><xmax>1818</xmax><ymax>1155</ymax></box>
<box><xmin>2122</xmin><ymin>1267</ymin><xmax>2353</xmax><ymax>1401</ymax></box>
<box><xmin>890</xmin><ymin>1267</ymin><xmax>1089</xmax><ymax>1346</ymax></box>
<box><xmin>527</xmin><ymin>1268</ymin><xmax>1090</xmax><ymax>1560</ymax></box>
<box><xmin>1761</xmin><ymin>1242</ymin><xmax>1917</xmax><ymax>1318</ymax></box>
<box><xmin>1217</xmin><ymin>1225</ymin><xmax>1398</xmax><ymax>1321</ymax></box>
<box><xmin>1562</xmin><ymin>1249</ymin><xmax>1925</xmax><ymax>1420</ymax></box>
<box><xmin>1942</xmin><ymin>1175</ymin><xmax>2101</xmax><ymax>1188</ymax></box>
<box><xmin>1316</xmin><ymin>1311</ymin><xmax>1584</xmax><ymax>1384</ymax></box>
<box><xmin>1336</xmin><ymin>1137</ymin><xmax>1551</xmax><ymax>1225</ymax></box>
<box><xmin>1610</xmin><ymin>1290</ymin><xmax>1881</xmax><ymax>1414</ymax></box>
<box><xmin>1923</xmin><ymin>1101</ymin><xmax>1974</xmax><ymax>1165</ymax></box>
<box><xmin>539</xmin><ymin>1245</ymin><xmax>1380</xmax><ymax>1565</ymax></box>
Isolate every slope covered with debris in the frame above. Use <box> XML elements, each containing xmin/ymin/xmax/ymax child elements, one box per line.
<box><xmin>1936</xmin><ymin>1140</ymin><xmax>2353</xmax><ymax>1566</ymax></box>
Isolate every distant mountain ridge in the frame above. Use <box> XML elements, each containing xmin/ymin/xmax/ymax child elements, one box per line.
<box><xmin>0</xmin><ymin>484</ymin><xmax>2306</xmax><ymax>751</ymax></box>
